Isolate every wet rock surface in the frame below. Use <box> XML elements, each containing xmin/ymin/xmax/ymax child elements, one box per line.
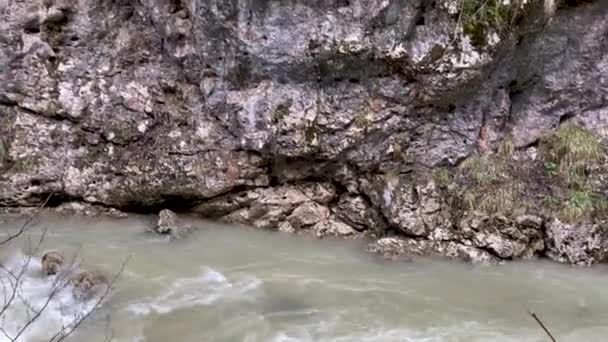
<box><xmin>155</xmin><ymin>209</ymin><xmax>191</xmax><ymax>238</ymax></box>
<box><xmin>41</xmin><ymin>250</ymin><xmax>64</xmax><ymax>275</ymax></box>
<box><xmin>1</xmin><ymin>0</ymin><xmax>607</xmax><ymax>265</ymax></box>
<box><xmin>69</xmin><ymin>270</ymin><xmax>109</xmax><ymax>301</ymax></box>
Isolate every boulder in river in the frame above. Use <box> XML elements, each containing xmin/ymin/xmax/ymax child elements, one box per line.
<box><xmin>69</xmin><ymin>271</ymin><xmax>109</xmax><ymax>301</ymax></box>
<box><xmin>156</xmin><ymin>209</ymin><xmax>178</xmax><ymax>235</ymax></box>
<box><xmin>41</xmin><ymin>251</ymin><xmax>64</xmax><ymax>276</ymax></box>
<box><xmin>155</xmin><ymin>209</ymin><xmax>192</xmax><ymax>239</ymax></box>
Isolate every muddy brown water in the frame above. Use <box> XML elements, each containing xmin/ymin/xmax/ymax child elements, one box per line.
<box><xmin>1</xmin><ymin>214</ymin><xmax>608</xmax><ymax>342</ymax></box>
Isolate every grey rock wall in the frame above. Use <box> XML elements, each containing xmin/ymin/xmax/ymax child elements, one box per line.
<box><xmin>1</xmin><ymin>0</ymin><xmax>607</xmax><ymax>264</ymax></box>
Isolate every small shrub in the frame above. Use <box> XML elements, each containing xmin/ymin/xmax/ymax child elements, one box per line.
<box><xmin>479</xmin><ymin>182</ymin><xmax>528</xmax><ymax>216</ymax></box>
<box><xmin>461</xmin><ymin>0</ymin><xmax>528</xmax><ymax>47</ymax></box>
<box><xmin>544</xmin><ymin>161</ymin><xmax>558</xmax><ymax>177</ymax></box>
<box><xmin>9</xmin><ymin>158</ymin><xmax>39</xmax><ymax>173</ymax></box>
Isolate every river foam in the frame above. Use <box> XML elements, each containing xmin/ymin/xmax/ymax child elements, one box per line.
<box><xmin>0</xmin><ymin>250</ymin><xmax>105</xmax><ymax>342</ymax></box>
<box><xmin>126</xmin><ymin>267</ymin><xmax>262</xmax><ymax>316</ymax></box>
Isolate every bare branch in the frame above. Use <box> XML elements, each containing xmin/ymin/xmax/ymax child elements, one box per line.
<box><xmin>10</xmin><ymin>270</ymin><xmax>72</xmax><ymax>342</ymax></box>
<box><xmin>528</xmin><ymin>311</ymin><xmax>557</xmax><ymax>342</ymax></box>
<box><xmin>0</xmin><ymin>193</ymin><xmax>53</xmax><ymax>247</ymax></box>
<box><xmin>49</xmin><ymin>254</ymin><xmax>131</xmax><ymax>342</ymax></box>
<box><xmin>0</xmin><ymin>228</ymin><xmax>47</xmax><ymax>319</ymax></box>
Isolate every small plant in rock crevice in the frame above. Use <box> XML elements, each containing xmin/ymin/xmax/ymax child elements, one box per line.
<box><xmin>544</xmin><ymin>161</ymin><xmax>558</xmax><ymax>177</ymax></box>
<box><xmin>460</xmin><ymin>0</ymin><xmax>534</xmax><ymax>47</ymax></box>
<box><xmin>433</xmin><ymin>167</ymin><xmax>451</xmax><ymax>188</ymax></box>
<box><xmin>353</xmin><ymin>112</ymin><xmax>370</xmax><ymax>129</ymax></box>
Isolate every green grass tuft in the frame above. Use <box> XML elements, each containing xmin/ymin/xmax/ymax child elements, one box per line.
<box><xmin>353</xmin><ymin>112</ymin><xmax>370</xmax><ymax>129</ymax></box>
<box><xmin>461</xmin><ymin>0</ymin><xmax>531</xmax><ymax>47</ymax></box>
<box><xmin>433</xmin><ymin>167</ymin><xmax>451</xmax><ymax>188</ymax></box>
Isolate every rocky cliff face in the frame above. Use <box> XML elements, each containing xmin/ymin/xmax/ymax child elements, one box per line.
<box><xmin>1</xmin><ymin>0</ymin><xmax>607</xmax><ymax>265</ymax></box>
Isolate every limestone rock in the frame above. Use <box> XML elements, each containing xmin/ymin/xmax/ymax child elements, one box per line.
<box><xmin>362</xmin><ymin>176</ymin><xmax>451</xmax><ymax>237</ymax></box>
<box><xmin>460</xmin><ymin>215</ymin><xmax>544</xmax><ymax>260</ymax></box>
<box><xmin>288</xmin><ymin>202</ymin><xmax>330</xmax><ymax>230</ymax></box>
<box><xmin>313</xmin><ymin>218</ymin><xmax>357</xmax><ymax>238</ymax></box>
<box><xmin>333</xmin><ymin>194</ymin><xmax>386</xmax><ymax>232</ymax></box>
<box><xmin>367</xmin><ymin>237</ymin><xmax>499</xmax><ymax>264</ymax></box>
<box><xmin>156</xmin><ymin>209</ymin><xmax>178</xmax><ymax>235</ymax></box>
<box><xmin>545</xmin><ymin>219</ymin><xmax>608</xmax><ymax>266</ymax></box>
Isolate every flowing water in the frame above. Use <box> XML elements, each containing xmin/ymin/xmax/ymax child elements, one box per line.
<box><xmin>1</xmin><ymin>214</ymin><xmax>608</xmax><ymax>342</ymax></box>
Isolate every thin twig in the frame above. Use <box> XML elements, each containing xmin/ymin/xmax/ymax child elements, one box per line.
<box><xmin>528</xmin><ymin>311</ymin><xmax>557</xmax><ymax>342</ymax></box>
<box><xmin>0</xmin><ymin>193</ymin><xmax>53</xmax><ymax>246</ymax></box>
<box><xmin>0</xmin><ymin>228</ymin><xmax>47</xmax><ymax>318</ymax></box>
<box><xmin>49</xmin><ymin>254</ymin><xmax>131</xmax><ymax>342</ymax></box>
<box><xmin>11</xmin><ymin>275</ymin><xmax>70</xmax><ymax>342</ymax></box>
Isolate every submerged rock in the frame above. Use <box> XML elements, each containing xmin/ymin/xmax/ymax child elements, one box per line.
<box><xmin>368</xmin><ymin>237</ymin><xmax>499</xmax><ymax>264</ymax></box>
<box><xmin>41</xmin><ymin>251</ymin><xmax>64</xmax><ymax>276</ymax></box>
<box><xmin>69</xmin><ymin>271</ymin><xmax>109</xmax><ymax>301</ymax></box>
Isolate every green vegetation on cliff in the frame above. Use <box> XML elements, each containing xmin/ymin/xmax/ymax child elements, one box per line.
<box><xmin>446</xmin><ymin>124</ymin><xmax>607</xmax><ymax>223</ymax></box>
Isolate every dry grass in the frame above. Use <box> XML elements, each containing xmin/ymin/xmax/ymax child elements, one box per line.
<box><xmin>460</xmin><ymin>154</ymin><xmax>496</xmax><ymax>185</ymax></box>
<box><xmin>461</xmin><ymin>190</ymin><xmax>476</xmax><ymax>211</ymax></box>
<box><xmin>446</xmin><ymin>126</ymin><xmax>606</xmax><ymax>222</ymax></box>
<box><xmin>498</xmin><ymin>135</ymin><xmax>514</xmax><ymax>159</ymax></box>
<box><xmin>542</xmin><ymin>124</ymin><xmax>605</xmax><ymax>185</ymax></box>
